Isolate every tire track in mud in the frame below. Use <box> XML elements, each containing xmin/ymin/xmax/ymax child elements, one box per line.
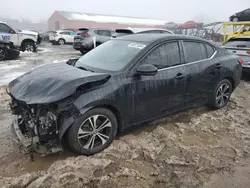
<box><xmin>0</xmin><ymin>81</ymin><xmax>250</xmax><ymax>187</ymax></box>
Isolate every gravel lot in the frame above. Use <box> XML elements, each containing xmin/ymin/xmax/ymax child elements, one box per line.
<box><xmin>0</xmin><ymin>42</ymin><xmax>250</xmax><ymax>188</ymax></box>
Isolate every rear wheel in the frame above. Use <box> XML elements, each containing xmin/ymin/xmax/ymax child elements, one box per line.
<box><xmin>58</xmin><ymin>38</ymin><xmax>65</xmax><ymax>45</ymax></box>
<box><xmin>0</xmin><ymin>48</ymin><xmax>6</xmax><ymax>61</ymax></box>
<box><xmin>209</xmin><ymin>79</ymin><xmax>232</xmax><ymax>109</ymax></box>
<box><xmin>67</xmin><ymin>108</ymin><xmax>117</xmax><ymax>155</ymax></box>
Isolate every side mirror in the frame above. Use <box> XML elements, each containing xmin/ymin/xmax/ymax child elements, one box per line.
<box><xmin>9</xmin><ymin>30</ymin><xmax>16</xmax><ymax>34</ymax></box>
<box><xmin>136</xmin><ymin>64</ymin><xmax>158</xmax><ymax>76</ymax></box>
<box><xmin>66</xmin><ymin>58</ymin><xmax>79</xmax><ymax>66</ymax></box>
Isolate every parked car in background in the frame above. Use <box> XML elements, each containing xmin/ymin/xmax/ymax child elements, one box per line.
<box><xmin>49</xmin><ymin>30</ymin><xmax>77</xmax><ymax>45</ymax></box>
<box><xmin>113</xmin><ymin>28</ymin><xmax>173</xmax><ymax>37</ymax></box>
<box><xmin>180</xmin><ymin>21</ymin><xmax>204</xmax><ymax>29</ymax></box>
<box><xmin>230</xmin><ymin>8</ymin><xmax>250</xmax><ymax>22</ymax></box>
<box><xmin>9</xmin><ymin>34</ymin><xmax>242</xmax><ymax>155</ymax></box>
<box><xmin>0</xmin><ymin>40</ymin><xmax>20</xmax><ymax>61</ymax></box>
<box><xmin>223</xmin><ymin>36</ymin><xmax>250</xmax><ymax>73</ymax></box>
<box><xmin>42</xmin><ymin>31</ymin><xmax>56</xmax><ymax>41</ymax></box>
<box><xmin>73</xmin><ymin>28</ymin><xmax>114</xmax><ymax>54</ymax></box>
<box><xmin>0</xmin><ymin>21</ymin><xmax>38</xmax><ymax>52</ymax></box>
<box><xmin>165</xmin><ymin>22</ymin><xmax>179</xmax><ymax>30</ymax></box>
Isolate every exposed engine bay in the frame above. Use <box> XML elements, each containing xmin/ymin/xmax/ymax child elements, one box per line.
<box><xmin>10</xmin><ymin>98</ymin><xmax>63</xmax><ymax>155</ymax></box>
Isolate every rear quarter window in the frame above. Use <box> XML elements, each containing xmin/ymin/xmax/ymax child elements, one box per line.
<box><xmin>183</xmin><ymin>41</ymin><xmax>207</xmax><ymax>63</ymax></box>
<box><xmin>205</xmin><ymin>44</ymin><xmax>215</xmax><ymax>58</ymax></box>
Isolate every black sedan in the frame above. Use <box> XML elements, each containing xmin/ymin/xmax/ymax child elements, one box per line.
<box><xmin>0</xmin><ymin>40</ymin><xmax>20</xmax><ymax>61</ymax></box>
<box><xmin>230</xmin><ymin>8</ymin><xmax>250</xmax><ymax>22</ymax></box>
<box><xmin>9</xmin><ymin>34</ymin><xmax>242</xmax><ymax>155</ymax></box>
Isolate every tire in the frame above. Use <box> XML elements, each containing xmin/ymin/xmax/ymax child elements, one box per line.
<box><xmin>67</xmin><ymin>108</ymin><xmax>118</xmax><ymax>155</ymax></box>
<box><xmin>0</xmin><ymin>48</ymin><xmax>6</xmax><ymax>61</ymax></box>
<box><xmin>232</xmin><ymin>17</ymin><xmax>239</xmax><ymax>22</ymax></box>
<box><xmin>80</xmin><ymin>50</ymin><xmax>87</xmax><ymax>55</ymax></box>
<box><xmin>209</xmin><ymin>79</ymin><xmax>232</xmax><ymax>109</ymax></box>
<box><xmin>58</xmin><ymin>38</ymin><xmax>65</xmax><ymax>45</ymax></box>
<box><xmin>22</xmin><ymin>41</ymin><xmax>36</xmax><ymax>52</ymax></box>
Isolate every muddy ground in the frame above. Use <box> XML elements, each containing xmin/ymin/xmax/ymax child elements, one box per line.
<box><xmin>0</xmin><ymin>43</ymin><xmax>250</xmax><ymax>187</ymax></box>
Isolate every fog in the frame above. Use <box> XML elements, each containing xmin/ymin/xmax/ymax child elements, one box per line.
<box><xmin>0</xmin><ymin>0</ymin><xmax>250</xmax><ymax>23</ymax></box>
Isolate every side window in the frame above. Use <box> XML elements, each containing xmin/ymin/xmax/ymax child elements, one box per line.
<box><xmin>244</xmin><ymin>9</ymin><xmax>250</xmax><ymax>13</ymax></box>
<box><xmin>183</xmin><ymin>41</ymin><xmax>207</xmax><ymax>63</ymax></box>
<box><xmin>59</xmin><ymin>32</ymin><xmax>70</xmax><ymax>35</ymax></box>
<box><xmin>0</xmin><ymin>24</ymin><xmax>11</xmax><ymax>33</ymax></box>
<box><xmin>95</xmin><ymin>30</ymin><xmax>111</xmax><ymax>36</ymax></box>
<box><xmin>205</xmin><ymin>44</ymin><xmax>215</xmax><ymax>58</ymax></box>
<box><xmin>141</xmin><ymin>41</ymin><xmax>181</xmax><ymax>69</ymax></box>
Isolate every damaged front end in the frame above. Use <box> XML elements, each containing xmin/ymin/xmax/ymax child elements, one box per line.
<box><xmin>10</xmin><ymin>95</ymin><xmax>80</xmax><ymax>156</ymax></box>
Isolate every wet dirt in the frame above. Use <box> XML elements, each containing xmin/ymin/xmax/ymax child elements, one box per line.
<box><xmin>1</xmin><ymin>45</ymin><xmax>250</xmax><ymax>187</ymax></box>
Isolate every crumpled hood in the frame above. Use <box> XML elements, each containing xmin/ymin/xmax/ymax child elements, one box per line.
<box><xmin>9</xmin><ymin>62</ymin><xmax>110</xmax><ymax>104</ymax></box>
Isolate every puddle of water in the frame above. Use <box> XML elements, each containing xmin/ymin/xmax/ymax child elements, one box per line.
<box><xmin>20</xmin><ymin>150</ymin><xmax>76</xmax><ymax>173</ymax></box>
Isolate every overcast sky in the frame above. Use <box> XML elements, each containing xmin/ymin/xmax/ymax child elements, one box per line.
<box><xmin>0</xmin><ymin>0</ymin><xmax>250</xmax><ymax>23</ymax></box>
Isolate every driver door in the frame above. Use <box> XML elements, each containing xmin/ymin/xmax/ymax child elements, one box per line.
<box><xmin>130</xmin><ymin>41</ymin><xmax>186</xmax><ymax>124</ymax></box>
<box><xmin>0</xmin><ymin>23</ymin><xmax>18</xmax><ymax>45</ymax></box>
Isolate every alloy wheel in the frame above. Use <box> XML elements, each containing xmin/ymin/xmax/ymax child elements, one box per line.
<box><xmin>216</xmin><ymin>83</ymin><xmax>230</xmax><ymax>107</ymax></box>
<box><xmin>0</xmin><ymin>49</ymin><xmax>5</xmax><ymax>60</ymax></box>
<box><xmin>77</xmin><ymin>115</ymin><xmax>112</xmax><ymax>150</ymax></box>
<box><xmin>25</xmin><ymin>44</ymin><xmax>34</xmax><ymax>52</ymax></box>
<box><xmin>58</xmin><ymin>39</ymin><xmax>65</xmax><ymax>45</ymax></box>
<box><xmin>233</xmin><ymin>17</ymin><xmax>238</xmax><ymax>22</ymax></box>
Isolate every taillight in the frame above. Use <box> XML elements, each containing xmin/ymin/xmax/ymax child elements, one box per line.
<box><xmin>238</xmin><ymin>58</ymin><xmax>244</xmax><ymax>65</ymax></box>
<box><xmin>247</xmin><ymin>51</ymin><xmax>250</xmax><ymax>55</ymax></box>
<box><xmin>81</xmin><ymin>33</ymin><xmax>89</xmax><ymax>37</ymax></box>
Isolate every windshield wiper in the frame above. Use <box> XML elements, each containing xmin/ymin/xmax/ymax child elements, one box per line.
<box><xmin>77</xmin><ymin>66</ymin><xmax>94</xmax><ymax>72</ymax></box>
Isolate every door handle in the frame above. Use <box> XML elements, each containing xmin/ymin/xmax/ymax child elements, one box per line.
<box><xmin>174</xmin><ymin>73</ymin><xmax>185</xmax><ymax>80</ymax></box>
<box><xmin>216</xmin><ymin>64</ymin><xmax>223</xmax><ymax>68</ymax></box>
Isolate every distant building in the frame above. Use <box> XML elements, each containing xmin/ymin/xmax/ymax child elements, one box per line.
<box><xmin>48</xmin><ymin>11</ymin><xmax>166</xmax><ymax>30</ymax></box>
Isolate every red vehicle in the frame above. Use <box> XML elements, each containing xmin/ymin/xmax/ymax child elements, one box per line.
<box><xmin>181</xmin><ymin>21</ymin><xmax>203</xmax><ymax>29</ymax></box>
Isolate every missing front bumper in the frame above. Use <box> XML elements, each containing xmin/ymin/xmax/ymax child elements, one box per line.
<box><xmin>12</xmin><ymin>115</ymin><xmax>63</xmax><ymax>155</ymax></box>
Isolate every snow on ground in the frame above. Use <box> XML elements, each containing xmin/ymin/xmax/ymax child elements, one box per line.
<box><xmin>0</xmin><ymin>43</ymin><xmax>81</xmax><ymax>86</ymax></box>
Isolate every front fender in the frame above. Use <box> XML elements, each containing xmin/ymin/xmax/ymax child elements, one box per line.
<box><xmin>58</xmin><ymin>106</ymin><xmax>92</xmax><ymax>140</ymax></box>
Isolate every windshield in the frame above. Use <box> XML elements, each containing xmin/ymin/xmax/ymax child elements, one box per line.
<box><xmin>75</xmin><ymin>40</ymin><xmax>147</xmax><ymax>72</ymax></box>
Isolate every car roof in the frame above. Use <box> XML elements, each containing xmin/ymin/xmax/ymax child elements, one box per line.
<box><xmin>115</xmin><ymin>28</ymin><xmax>172</xmax><ymax>34</ymax></box>
<box><xmin>132</xmin><ymin>28</ymin><xmax>172</xmax><ymax>33</ymax></box>
<box><xmin>115</xmin><ymin>33</ymin><xmax>214</xmax><ymax>44</ymax></box>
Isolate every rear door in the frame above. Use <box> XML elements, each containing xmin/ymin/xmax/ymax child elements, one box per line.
<box><xmin>182</xmin><ymin>40</ymin><xmax>220</xmax><ymax>107</ymax></box>
<box><xmin>60</xmin><ymin>31</ymin><xmax>73</xmax><ymax>43</ymax></box>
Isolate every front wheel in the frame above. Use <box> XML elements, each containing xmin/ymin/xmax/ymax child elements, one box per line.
<box><xmin>80</xmin><ymin>50</ymin><xmax>87</xmax><ymax>55</ymax></box>
<box><xmin>209</xmin><ymin>79</ymin><xmax>232</xmax><ymax>109</ymax></box>
<box><xmin>0</xmin><ymin>48</ymin><xmax>6</xmax><ymax>61</ymax></box>
<box><xmin>22</xmin><ymin>41</ymin><xmax>36</xmax><ymax>52</ymax></box>
<box><xmin>232</xmin><ymin>17</ymin><xmax>239</xmax><ymax>22</ymax></box>
<box><xmin>67</xmin><ymin>108</ymin><xmax>117</xmax><ymax>155</ymax></box>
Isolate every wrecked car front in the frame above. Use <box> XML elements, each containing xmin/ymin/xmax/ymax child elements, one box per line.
<box><xmin>9</xmin><ymin>62</ymin><xmax>112</xmax><ymax>154</ymax></box>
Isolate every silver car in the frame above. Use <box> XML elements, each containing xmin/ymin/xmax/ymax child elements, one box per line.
<box><xmin>223</xmin><ymin>36</ymin><xmax>250</xmax><ymax>73</ymax></box>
